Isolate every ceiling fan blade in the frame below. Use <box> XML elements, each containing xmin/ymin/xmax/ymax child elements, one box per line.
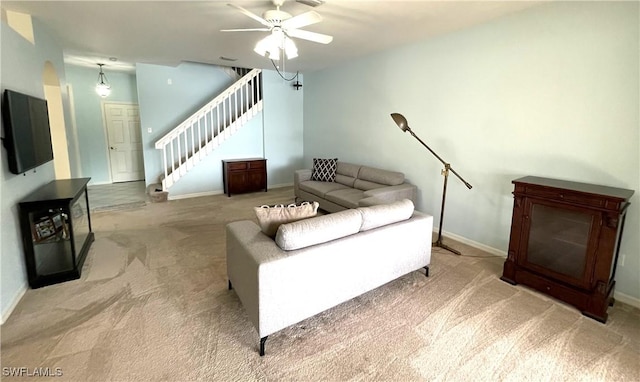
<box><xmin>227</xmin><ymin>3</ymin><xmax>271</xmax><ymax>27</ymax></box>
<box><xmin>287</xmin><ymin>29</ymin><xmax>333</xmax><ymax>44</ymax></box>
<box><xmin>281</xmin><ymin>11</ymin><xmax>322</xmax><ymax>30</ymax></box>
<box><xmin>221</xmin><ymin>28</ymin><xmax>271</xmax><ymax>32</ymax></box>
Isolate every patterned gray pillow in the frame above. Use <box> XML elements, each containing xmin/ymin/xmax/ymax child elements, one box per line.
<box><xmin>311</xmin><ymin>158</ymin><xmax>338</xmax><ymax>182</ymax></box>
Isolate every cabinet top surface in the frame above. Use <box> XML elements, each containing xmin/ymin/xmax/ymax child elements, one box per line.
<box><xmin>513</xmin><ymin>176</ymin><xmax>634</xmax><ymax>200</ymax></box>
<box><xmin>222</xmin><ymin>158</ymin><xmax>266</xmax><ymax>163</ymax></box>
<box><xmin>20</xmin><ymin>178</ymin><xmax>91</xmax><ymax>204</ymax></box>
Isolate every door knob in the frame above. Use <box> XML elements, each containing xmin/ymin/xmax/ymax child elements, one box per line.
<box><xmin>110</xmin><ymin>147</ymin><xmax>115</xmax><ymax>150</ymax></box>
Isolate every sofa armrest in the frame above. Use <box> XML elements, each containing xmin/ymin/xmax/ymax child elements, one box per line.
<box><xmin>226</xmin><ymin>220</ymin><xmax>290</xmax><ymax>337</ymax></box>
<box><xmin>359</xmin><ymin>183</ymin><xmax>417</xmax><ymax>207</ymax></box>
<box><xmin>294</xmin><ymin>169</ymin><xmax>312</xmax><ymax>194</ymax></box>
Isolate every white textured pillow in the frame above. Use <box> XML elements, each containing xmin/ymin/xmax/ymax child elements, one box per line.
<box><xmin>357</xmin><ymin>199</ymin><xmax>414</xmax><ymax>231</ymax></box>
<box><xmin>254</xmin><ymin>201</ymin><xmax>319</xmax><ymax>238</ymax></box>
<box><xmin>275</xmin><ymin>209</ymin><xmax>363</xmax><ymax>251</ymax></box>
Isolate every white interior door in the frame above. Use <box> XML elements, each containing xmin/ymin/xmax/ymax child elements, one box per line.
<box><xmin>104</xmin><ymin>103</ymin><xmax>144</xmax><ymax>182</ymax></box>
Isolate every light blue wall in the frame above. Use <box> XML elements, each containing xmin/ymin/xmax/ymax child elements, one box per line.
<box><xmin>263</xmin><ymin>71</ymin><xmax>304</xmax><ymax>186</ymax></box>
<box><xmin>65</xmin><ymin>65</ymin><xmax>138</xmax><ymax>184</ymax></box>
<box><xmin>137</xmin><ymin>63</ymin><xmax>303</xmax><ymax>197</ymax></box>
<box><xmin>136</xmin><ymin>62</ymin><xmax>236</xmax><ymax>195</ymax></box>
<box><xmin>0</xmin><ymin>18</ymin><xmax>71</xmax><ymax>321</ymax></box>
<box><xmin>303</xmin><ymin>2</ymin><xmax>640</xmax><ymax>299</ymax></box>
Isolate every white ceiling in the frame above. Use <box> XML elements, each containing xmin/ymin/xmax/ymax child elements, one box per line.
<box><xmin>1</xmin><ymin>0</ymin><xmax>543</xmax><ymax>73</ymax></box>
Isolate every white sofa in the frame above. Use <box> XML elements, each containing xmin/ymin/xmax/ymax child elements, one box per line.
<box><xmin>295</xmin><ymin>161</ymin><xmax>417</xmax><ymax>212</ymax></box>
<box><xmin>226</xmin><ymin>200</ymin><xmax>433</xmax><ymax>355</ymax></box>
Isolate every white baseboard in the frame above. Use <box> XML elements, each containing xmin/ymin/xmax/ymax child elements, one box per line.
<box><xmin>441</xmin><ymin>229</ymin><xmax>507</xmax><ymax>258</ymax></box>
<box><xmin>167</xmin><ymin>184</ymin><xmax>293</xmax><ymax>201</ymax></box>
<box><xmin>168</xmin><ymin>189</ymin><xmax>224</xmax><ymax>200</ymax></box>
<box><xmin>439</xmin><ymin>229</ymin><xmax>640</xmax><ymax>310</ymax></box>
<box><xmin>612</xmin><ymin>291</ymin><xmax>640</xmax><ymax>309</ymax></box>
<box><xmin>1</xmin><ymin>283</ymin><xmax>27</xmax><ymax>325</ymax></box>
<box><xmin>269</xmin><ymin>182</ymin><xmax>294</xmax><ymax>189</ymax></box>
<box><xmin>87</xmin><ymin>180</ymin><xmax>113</xmax><ymax>186</ymax></box>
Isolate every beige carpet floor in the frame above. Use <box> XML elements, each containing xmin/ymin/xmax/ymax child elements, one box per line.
<box><xmin>2</xmin><ymin>186</ymin><xmax>639</xmax><ymax>381</ymax></box>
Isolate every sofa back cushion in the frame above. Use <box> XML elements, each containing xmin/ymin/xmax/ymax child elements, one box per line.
<box><xmin>353</xmin><ymin>179</ymin><xmax>386</xmax><ymax>191</ymax></box>
<box><xmin>275</xmin><ymin>209</ymin><xmax>362</xmax><ymax>251</ymax></box>
<box><xmin>335</xmin><ymin>162</ymin><xmax>361</xmax><ymax>187</ymax></box>
<box><xmin>358</xmin><ymin>166</ymin><xmax>404</xmax><ymax>186</ymax></box>
<box><xmin>357</xmin><ymin>199</ymin><xmax>415</xmax><ymax>231</ymax></box>
<box><xmin>336</xmin><ymin>162</ymin><xmax>361</xmax><ymax>177</ymax></box>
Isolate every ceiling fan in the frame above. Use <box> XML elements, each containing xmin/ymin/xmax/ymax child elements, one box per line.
<box><xmin>221</xmin><ymin>0</ymin><xmax>333</xmax><ymax>60</ymax></box>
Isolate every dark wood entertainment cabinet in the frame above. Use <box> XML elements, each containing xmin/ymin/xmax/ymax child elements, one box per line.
<box><xmin>222</xmin><ymin>158</ymin><xmax>267</xmax><ymax>197</ymax></box>
<box><xmin>501</xmin><ymin>176</ymin><xmax>633</xmax><ymax>323</ymax></box>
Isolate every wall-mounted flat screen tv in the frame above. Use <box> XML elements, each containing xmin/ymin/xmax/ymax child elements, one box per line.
<box><xmin>1</xmin><ymin>89</ymin><xmax>54</xmax><ymax>174</ymax></box>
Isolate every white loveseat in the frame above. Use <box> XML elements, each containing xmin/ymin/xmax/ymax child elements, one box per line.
<box><xmin>226</xmin><ymin>200</ymin><xmax>433</xmax><ymax>355</ymax></box>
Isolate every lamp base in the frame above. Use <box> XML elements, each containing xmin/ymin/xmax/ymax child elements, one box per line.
<box><xmin>433</xmin><ymin>239</ymin><xmax>462</xmax><ymax>256</ymax></box>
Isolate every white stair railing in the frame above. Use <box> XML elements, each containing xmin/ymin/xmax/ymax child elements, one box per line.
<box><xmin>154</xmin><ymin>69</ymin><xmax>263</xmax><ymax>190</ymax></box>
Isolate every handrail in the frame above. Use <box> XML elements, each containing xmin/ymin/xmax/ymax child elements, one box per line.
<box><xmin>155</xmin><ymin>68</ymin><xmax>261</xmax><ymax>149</ymax></box>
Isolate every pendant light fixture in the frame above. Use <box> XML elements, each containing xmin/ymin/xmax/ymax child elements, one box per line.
<box><xmin>95</xmin><ymin>63</ymin><xmax>111</xmax><ymax>97</ymax></box>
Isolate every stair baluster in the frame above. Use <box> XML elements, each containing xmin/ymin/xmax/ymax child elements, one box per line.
<box><xmin>154</xmin><ymin>69</ymin><xmax>263</xmax><ymax>191</ymax></box>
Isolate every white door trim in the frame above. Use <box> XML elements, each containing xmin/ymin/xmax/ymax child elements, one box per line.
<box><xmin>102</xmin><ymin>101</ymin><xmax>143</xmax><ymax>183</ymax></box>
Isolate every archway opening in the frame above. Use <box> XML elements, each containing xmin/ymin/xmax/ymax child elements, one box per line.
<box><xmin>43</xmin><ymin>61</ymin><xmax>71</xmax><ymax>179</ymax></box>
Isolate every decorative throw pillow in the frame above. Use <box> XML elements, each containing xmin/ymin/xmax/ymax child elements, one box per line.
<box><xmin>254</xmin><ymin>201</ymin><xmax>320</xmax><ymax>238</ymax></box>
<box><xmin>311</xmin><ymin>158</ymin><xmax>338</xmax><ymax>182</ymax></box>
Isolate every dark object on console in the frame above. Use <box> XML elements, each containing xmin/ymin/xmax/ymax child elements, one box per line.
<box><xmin>390</xmin><ymin>113</ymin><xmax>472</xmax><ymax>255</ymax></box>
<box><xmin>501</xmin><ymin>176</ymin><xmax>634</xmax><ymax>323</ymax></box>
<box><xmin>2</xmin><ymin>89</ymin><xmax>54</xmax><ymax>174</ymax></box>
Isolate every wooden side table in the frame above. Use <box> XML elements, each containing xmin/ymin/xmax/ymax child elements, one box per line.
<box><xmin>222</xmin><ymin>158</ymin><xmax>267</xmax><ymax>197</ymax></box>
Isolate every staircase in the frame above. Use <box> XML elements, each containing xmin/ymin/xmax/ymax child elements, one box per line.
<box><xmin>154</xmin><ymin>69</ymin><xmax>263</xmax><ymax>191</ymax></box>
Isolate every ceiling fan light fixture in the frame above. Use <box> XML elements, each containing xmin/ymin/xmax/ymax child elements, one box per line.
<box><xmin>284</xmin><ymin>36</ymin><xmax>298</xmax><ymax>59</ymax></box>
<box><xmin>254</xmin><ymin>34</ymin><xmax>280</xmax><ymax>60</ymax></box>
<box><xmin>253</xmin><ymin>30</ymin><xmax>298</xmax><ymax>60</ymax></box>
<box><xmin>225</xmin><ymin>2</ymin><xmax>332</xmax><ymax>61</ymax></box>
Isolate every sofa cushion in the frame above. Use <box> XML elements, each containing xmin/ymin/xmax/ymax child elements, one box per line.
<box><xmin>275</xmin><ymin>209</ymin><xmax>363</xmax><ymax>250</ymax></box>
<box><xmin>357</xmin><ymin>199</ymin><xmax>415</xmax><ymax>231</ymax></box>
<box><xmin>358</xmin><ymin>166</ymin><xmax>404</xmax><ymax>186</ymax></box>
<box><xmin>335</xmin><ymin>174</ymin><xmax>357</xmax><ymax>188</ymax></box>
<box><xmin>311</xmin><ymin>158</ymin><xmax>338</xmax><ymax>182</ymax></box>
<box><xmin>336</xmin><ymin>162</ymin><xmax>361</xmax><ymax>178</ymax></box>
<box><xmin>299</xmin><ymin>181</ymin><xmax>349</xmax><ymax>198</ymax></box>
<box><xmin>353</xmin><ymin>179</ymin><xmax>386</xmax><ymax>191</ymax></box>
<box><xmin>254</xmin><ymin>201</ymin><xmax>320</xmax><ymax>238</ymax></box>
<box><xmin>324</xmin><ymin>188</ymin><xmax>365</xmax><ymax>209</ymax></box>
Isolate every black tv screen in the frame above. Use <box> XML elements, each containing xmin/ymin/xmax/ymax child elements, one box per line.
<box><xmin>2</xmin><ymin>89</ymin><xmax>54</xmax><ymax>174</ymax></box>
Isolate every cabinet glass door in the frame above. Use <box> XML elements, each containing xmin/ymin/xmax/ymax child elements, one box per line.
<box><xmin>70</xmin><ymin>191</ymin><xmax>90</xmax><ymax>265</ymax></box>
<box><xmin>523</xmin><ymin>201</ymin><xmax>596</xmax><ymax>285</ymax></box>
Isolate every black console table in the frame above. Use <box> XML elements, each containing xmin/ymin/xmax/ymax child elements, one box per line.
<box><xmin>18</xmin><ymin>178</ymin><xmax>94</xmax><ymax>288</ymax></box>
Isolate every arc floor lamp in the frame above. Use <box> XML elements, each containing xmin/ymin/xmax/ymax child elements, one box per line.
<box><xmin>390</xmin><ymin>113</ymin><xmax>472</xmax><ymax>255</ymax></box>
